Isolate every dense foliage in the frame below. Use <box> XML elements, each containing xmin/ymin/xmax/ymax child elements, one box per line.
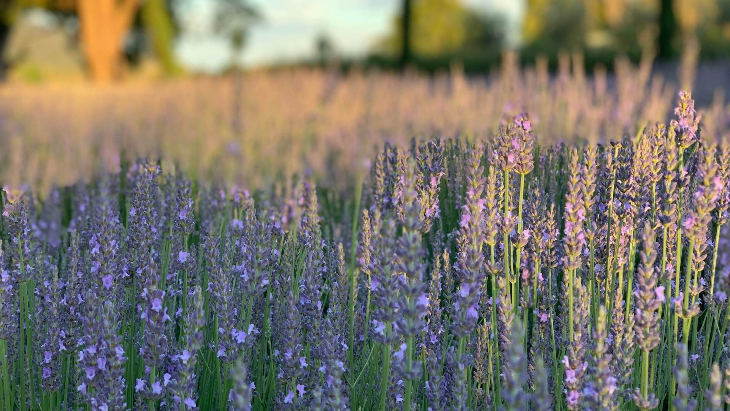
<box><xmin>0</xmin><ymin>91</ymin><xmax>729</xmax><ymax>411</ymax></box>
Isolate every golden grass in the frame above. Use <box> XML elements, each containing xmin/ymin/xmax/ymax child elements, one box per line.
<box><xmin>0</xmin><ymin>55</ymin><xmax>727</xmax><ymax>194</ymax></box>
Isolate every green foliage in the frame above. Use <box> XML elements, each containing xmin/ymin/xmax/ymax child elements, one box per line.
<box><xmin>141</xmin><ymin>0</ymin><xmax>183</xmax><ymax>76</ymax></box>
<box><xmin>374</xmin><ymin>0</ymin><xmax>504</xmax><ymax>58</ymax></box>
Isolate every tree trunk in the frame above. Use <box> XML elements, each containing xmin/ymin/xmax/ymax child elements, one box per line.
<box><xmin>658</xmin><ymin>0</ymin><xmax>676</xmax><ymax>59</ymax></box>
<box><xmin>400</xmin><ymin>0</ymin><xmax>412</xmax><ymax>70</ymax></box>
<box><xmin>0</xmin><ymin>19</ymin><xmax>11</xmax><ymax>80</ymax></box>
<box><xmin>77</xmin><ymin>0</ymin><xmax>141</xmax><ymax>83</ymax></box>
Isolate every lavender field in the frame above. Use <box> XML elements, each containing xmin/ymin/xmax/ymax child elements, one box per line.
<box><xmin>1</xmin><ymin>61</ymin><xmax>730</xmax><ymax>411</ymax></box>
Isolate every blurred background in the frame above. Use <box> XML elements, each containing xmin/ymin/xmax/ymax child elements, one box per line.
<box><xmin>1</xmin><ymin>0</ymin><xmax>729</xmax><ymax>82</ymax></box>
<box><xmin>0</xmin><ymin>0</ymin><xmax>729</xmax><ymax>192</ymax></box>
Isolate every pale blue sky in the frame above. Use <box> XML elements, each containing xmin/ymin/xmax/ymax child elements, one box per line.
<box><xmin>175</xmin><ymin>0</ymin><xmax>524</xmax><ymax>72</ymax></box>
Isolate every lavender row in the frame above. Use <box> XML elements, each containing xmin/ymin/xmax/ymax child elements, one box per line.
<box><xmin>0</xmin><ymin>91</ymin><xmax>728</xmax><ymax>411</ymax></box>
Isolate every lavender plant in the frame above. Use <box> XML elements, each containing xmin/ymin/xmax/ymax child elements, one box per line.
<box><xmin>0</xmin><ymin>89</ymin><xmax>726</xmax><ymax>411</ymax></box>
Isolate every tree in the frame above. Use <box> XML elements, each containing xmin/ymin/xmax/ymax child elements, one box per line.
<box><xmin>214</xmin><ymin>0</ymin><xmax>260</xmax><ymax>69</ymax></box>
<box><xmin>400</xmin><ymin>0</ymin><xmax>411</xmax><ymax>68</ymax></box>
<box><xmin>657</xmin><ymin>0</ymin><xmax>675</xmax><ymax>58</ymax></box>
<box><xmin>315</xmin><ymin>32</ymin><xmax>335</xmax><ymax>65</ymax></box>
<box><xmin>0</xmin><ymin>0</ymin><xmax>183</xmax><ymax>82</ymax></box>
<box><xmin>76</xmin><ymin>0</ymin><xmax>141</xmax><ymax>83</ymax></box>
<box><xmin>375</xmin><ymin>0</ymin><xmax>504</xmax><ymax>58</ymax></box>
<box><xmin>0</xmin><ymin>0</ymin><xmax>75</xmax><ymax>78</ymax></box>
<box><xmin>0</xmin><ymin>1</ymin><xmax>14</xmax><ymax>78</ymax></box>
<box><xmin>523</xmin><ymin>0</ymin><xmax>552</xmax><ymax>44</ymax></box>
<box><xmin>141</xmin><ymin>0</ymin><xmax>181</xmax><ymax>75</ymax></box>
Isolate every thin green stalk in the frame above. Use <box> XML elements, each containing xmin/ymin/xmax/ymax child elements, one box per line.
<box><xmin>62</xmin><ymin>353</ymin><xmax>71</xmax><ymax>411</ymax></box>
<box><xmin>514</xmin><ymin>173</ymin><xmax>525</xmax><ymax>314</ymax></box>
<box><xmin>348</xmin><ymin>177</ymin><xmax>363</xmax><ymax>387</ymax></box>
<box><xmin>214</xmin><ymin>316</ymin><xmax>223</xmax><ymax>411</ymax></box>
<box><xmin>588</xmin><ymin>237</ymin><xmax>595</xmax><ymax>333</ymax></box>
<box><xmin>19</xmin><ymin>281</ymin><xmax>27</xmax><ymax>411</ymax></box>
<box><xmin>148</xmin><ymin>367</ymin><xmax>156</xmax><ymax>411</ymax></box>
<box><xmin>671</xmin><ymin>146</ymin><xmax>685</xmax><ymax>406</ymax></box>
<box><xmin>490</xmin><ymin>246</ymin><xmax>501</xmax><ymax>409</ymax></box>
<box><xmin>624</xmin><ymin>238</ymin><xmax>636</xmax><ymax>322</ymax></box>
<box><xmin>568</xmin><ymin>268</ymin><xmax>574</xmax><ymax>342</ymax></box>
<box><xmin>710</xmin><ymin>223</ymin><xmax>722</xmax><ymax>297</ymax></box>
<box><xmin>180</xmin><ymin>236</ymin><xmax>189</xmax><ymax>342</ymax></box>
<box><xmin>503</xmin><ymin>169</ymin><xmax>512</xmax><ymax>308</ymax></box>
<box><xmin>0</xmin><ymin>339</ymin><xmax>11</xmax><ymax>411</ymax></box>
<box><xmin>363</xmin><ymin>277</ymin><xmax>372</xmax><ymax>349</ymax></box>
<box><xmin>641</xmin><ymin>349</ymin><xmax>649</xmax><ymax>400</ymax></box>
<box><xmin>378</xmin><ymin>323</ymin><xmax>392</xmax><ymax>411</ymax></box>
<box><xmin>403</xmin><ymin>334</ymin><xmax>414</xmax><ymax>411</ymax></box>
<box><xmin>681</xmin><ymin>238</ymin><xmax>695</xmax><ymax>347</ymax></box>
<box><xmin>347</xmin><ymin>268</ymin><xmax>358</xmax><ymax>386</ymax></box>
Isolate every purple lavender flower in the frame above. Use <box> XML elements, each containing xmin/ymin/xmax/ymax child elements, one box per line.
<box><xmin>170</xmin><ymin>286</ymin><xmax>205</xmax><ymax>410</ymax></box>
<box><xmin>39</xmin><ymin>262</ymin><xmax>62</xmax><ymax>393</ymax></box>
<box><xmin>138</xmin><ymin>255</ymin><xmax>170</xmax><ymax>400</ymax></box>
<box><xmin>451</xmin><ymin>144</ymin><xmax>486</xmax><ymax>338</ymax></box>
<box><xmin>34</xmin><ymin>186</ymin><xmax>63</xmax><ymax>250</ymax></box>
<box><xmin>228</xmin><ymin>357</ymin><xmax>253</xmax><ymax>411</ymax></box>
<box><xmin>392</xmin><ymin>158</ymin><xmax>428</xmax><ymax>382</ymax></box>
<box><xmin>674</xmin><ymin>91</ymin><xmax>700</xmax><ymax>149</ymax></box>
<box><xmin>126</xmin><ymin>158</ymin><xmax>161</xmax><ymax>287</ymax></box>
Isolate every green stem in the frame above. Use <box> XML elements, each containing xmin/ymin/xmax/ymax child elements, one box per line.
<box><xmin>503</xmin><ymin>169</ymin><xmax>512</xmax><ymax>308</ymax></box>
<box><xmin>62</xmin><ymin>354</ymin><xmax>71</xmax><ymax>411</ymax></box>
<box><xmin>710</xmin><ymin>223</ymin><xmax>722</xmax><ymax>298</ymax></box>
<box><xmin>148</xmin><ymin>366</ymin><xmax>156</xmax><ymax>411</ymax></box>
<box><xmin>514</xmin><ymin>173</ymin><xmax>525</xmax><ymax>314</ymax></box>
<box><xmin>0</xmin><ymin>340</ymin><xmax>11</xmax><ymax>411</ymax></box>
<box><xmin>490</xmin><ymin>246</ymin><xmax>501</xmax><ymax>409</ymax></box>
<box><xmin>19</xmin><ymin>281</ymin><xmax>27</xmax><ymax>411</ymax></box>
<box><xmin>641</xmin><ymin>349</ymin><xmax>649</xmax><ymax>400</ymax></box>
<box><xmin>378</xmin><ymin>323</ymin><xmax>392</xmax><ymax>411</ymax></box>
<box><xmin>670</xmin><ymin>147</ymin><xmax>685</xmax><ymax>407</ymax></box>
<box><xmin>568</xmin><ymin>268</ymin><xmax>574</xmax><ymax>342</ymax></box>
<box><xmin>682</xmin><ymin>238</ymin><xmax>695</xmax><ymax>348</ymax></box>
<box><xmin>403</xmin><ymin>334</ymin><xmax>413</xmax><ymax>411</ymax></box>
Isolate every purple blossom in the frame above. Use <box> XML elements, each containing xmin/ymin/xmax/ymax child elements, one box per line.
<box><xmin>393</xmin><ymin>343</ymin><xmax>407</xmax><ymax>361</ymax></box>
<box><xmin>178</xmin><ymin>251</ymin><xmax>189</xmax><ymax>264</ymax></box>
<box><xmin>567</xmin><ymin>390</ymin><xmax>580</xmax><ymax>407</ymax></box>
<box><xmin>102</xmin><ymin>275</ymin><xmax>113</xmax><ymax>290</ymax></box>
<box><xmin>180</xmin><ymin>350</ymin><xmax>191</xmax><ymax>364</ymax></box>
<box><xmin>85</xmin><ymin>366</ymin><xmax>96</xmax><ymax>380</ymax></box>
<box><xmin>151</xmin><ymin>298</ymin><xmax>163</xmax><ymax>312</ymax></box>
<box><xmin>372</xmin><ymin>320</ymin><xmax>385</xmax><ymax>335</ymax></box>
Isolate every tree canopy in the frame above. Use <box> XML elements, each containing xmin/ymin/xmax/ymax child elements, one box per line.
<box><xmin>375</xmin><ymin>0</ymin><xmax>504</xmax><ymax>58</ymax></box>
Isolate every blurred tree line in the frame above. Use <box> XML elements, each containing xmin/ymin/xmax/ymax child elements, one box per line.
<box><xmin>373</xmin><ymin>0</ymin><xmax>730</xmax><ymax>73</ymax></box>
<box><xmin>522</xmin><ymin>0</ymin><xmax>730</xmax><ymax>57</ymax></box>
<box><xmin>3</xmin><ymin>0</ymin><xmax>730</xmax><ymax>81</ymax></box>
<box><xmin>0</xmin><ymin>0</ymin><xmax>259</xmax><ymax>82</ymax></box>
<box><xmin>375</xmin><ymin>0</ymin><xmax>504</xmax><ymax>60</ymax></box>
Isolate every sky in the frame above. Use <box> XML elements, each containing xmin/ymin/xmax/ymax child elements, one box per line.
<box><xmin>175</xmin><ymin>0</ymin><xmax>524</xmax><ymax>72</ymax></box>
